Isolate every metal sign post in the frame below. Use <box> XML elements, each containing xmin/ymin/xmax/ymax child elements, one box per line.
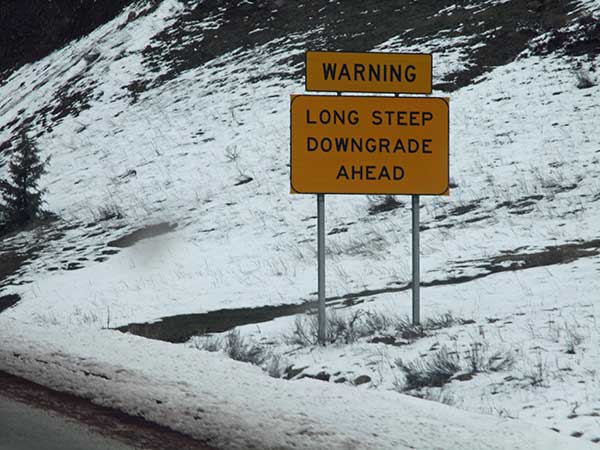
<box><xmin>412</xmin><ymin>194</ymin><xmax>420</xmax><ymax>325</ymax></box>
<box><xmin>317</xmin><ymin>193</ymin><xmax>326</xmax><ymax>345</ymax></box>
<box><xmin>291</xmin><ymin>51</ymin><xmax>447</xmax><ymax>344</ymax></box>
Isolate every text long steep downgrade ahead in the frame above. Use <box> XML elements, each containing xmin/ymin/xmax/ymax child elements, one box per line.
<box><xmin>290</xmin><ymin>95</ymin><xmax>449</xmax><ymax>195</ymax></box>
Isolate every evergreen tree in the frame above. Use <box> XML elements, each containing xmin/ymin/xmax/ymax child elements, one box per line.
<box><xmin>0</xmin><ymin>130</ymin><xmax>50</xmax><ymax>227</ymax></box>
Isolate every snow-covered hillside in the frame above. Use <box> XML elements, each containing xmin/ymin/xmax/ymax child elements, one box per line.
<box><xmin>1</xmin><ymin>0</ymin><xmax>600</xmax><ymax>448</ymax></box>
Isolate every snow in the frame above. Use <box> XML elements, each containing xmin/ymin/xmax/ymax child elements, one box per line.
<box><xmin>239</xmin><ymin>252</ymin><xmax>600</xmax><ymax>440</ymax></box>
<box><xmin>577</xmin><ymin>0</ymin><xmax>600</xmax><ymax>14</ymax></box>
<box><xmin>5</xmin><ymin>48</ymin><xmax>598</xmax><ymax>329</ymax></box>
<box><xmin>1</xmin><ymin>0</ymin><xmax>600</xmax><ymax>448</ymax></box>
<box><xmin>0</xmin><ymin>316</ymin><xmax>596</xmax><ymax>450</ymax></box>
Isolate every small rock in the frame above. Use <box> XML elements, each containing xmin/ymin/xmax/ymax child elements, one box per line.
<box><xmin>234</xmin><ymin>175</ymin><xmax>253</xmax><ymax>186</ymax></box>
<box><xmin>299</xmin><ymin>371</ymin><xmax>331</xmax><ymax>382</ymax></box>
<box><xmin>284</xmin><ymin>365</ymin><xmax>307</xmax><ymax>380</ymax></box>
<box><xmin>369</xmin><ymin>336</ymin><xmax>396</xmax><ymax>345</ymax></box>
<box><xmin>453</xmin><ymin>373</ymin><xmax>474</xmax><ymax>382</ymax></box>
<box><xmin>353</xmin><ymin>375</ymin><xmax>371</xmax><ymax>385</ymax></box>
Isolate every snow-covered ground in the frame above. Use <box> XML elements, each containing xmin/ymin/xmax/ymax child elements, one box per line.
<box><xmin>1</xmin><ymin>315</ymin><xmax>598</xmax><ymax>450</ymax></box>
<box><xmin>1</xmin><ymin>0</ymin><xmax>600</xmax><ymax>448</ymax></box>
<box><xmin>234</xmin><ymin>253</ymin><xmax>600</xmax><ymax>441</ymax></box>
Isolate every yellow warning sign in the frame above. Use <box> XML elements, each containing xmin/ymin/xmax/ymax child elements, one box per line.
<box><xmin>306</xmin><ymin>51</ymin><xmax>432</xmax><ymax>94</ymax></box>
<box><xmin>290</xmin><ymin>95</ymin><xmax>449</xmax><ymax>195</ymax></box>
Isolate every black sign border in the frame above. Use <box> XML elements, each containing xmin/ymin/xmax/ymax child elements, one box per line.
<box><xmin>289</xmin><ymin>94</ymin><xmax>449</xmax><ymax>196</ymax></box>
<box><xmin>305</xmin><ymin>50</ymin><xmax>433</xmax><ymax>95</ymax></box>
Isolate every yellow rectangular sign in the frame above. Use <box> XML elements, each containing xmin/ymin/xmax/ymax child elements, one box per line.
<box><xmin>290</xmin><ymin>95</ymin><xmax>449</xmax><ymax>195</ymax></box>
<box><xmin>306</xmin><ymin>51</ymin><xmax>432</xmax><ymax>94</ymax></box>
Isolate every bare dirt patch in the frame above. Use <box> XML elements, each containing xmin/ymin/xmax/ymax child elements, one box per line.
<box><xmin>0</xmin><ymin>294</ymin><xmax>20</xmax><ymax>313</ymax></box>
<box><xmin>132</xmin><ymin>0</ymin><xmax>578</xmax><ymax>96</ymax></box>
<box><xmin>119</xmin><ymin>239</ymin><xmax>600</xmax><ymax>343</ymax></box>
<box><xmin>107</xmin><ymin>222</ymin><xmax>177</xmax><ymax>248</ymax></box>
<box><xmin>118</xmin><ymin>302</ymin><xmax>310</xmax><ymax>343</ymax></box>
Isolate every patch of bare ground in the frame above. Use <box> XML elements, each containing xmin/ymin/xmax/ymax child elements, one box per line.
<box><xmin>119</xmin><ymin>302</ymin><xmax>310</xmax><ymax>343</ymax></box>
<box><xmin>530</xmin><ymin>14</ymin><xmax>600</xmax><ymax>60</ymax></box>
<box><xmin>0</xmin><ymin>293</ymin><xmax>20</xmax><ymax>313</ymax></box>
<box><xmin>107</xmin><ymin>222</ymin><xmax>177</xmax><ymax>248</ymax></box>
<box><xmin>132</xmin><ymin>0</ymin><xmax>578</xmax><ymax>96</ymax></box>
<box><xmin>327</xmin><ymin>239</ymin><xmax>600</xmax><ymax>304</ymax></box>
<box><xmin>483</xmin><ymin>240</ymin><xmax>600</xmax><ymax>269</ymax></box>
<box><xmin>119</xmin><ymin>239</ymin><xmax>600</xmax><ymax>343</ymax></box>
<box><xmin>0</xmin><ymin>215</ymin><xmax>69</xmax><ymax>289</ymax></box>
<box><xmin>0</xmin><ymin>251</ymin><xmax>28</xmax><ymax>288</ymax></box>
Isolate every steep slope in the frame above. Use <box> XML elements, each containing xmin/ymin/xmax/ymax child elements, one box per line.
<box><xmin>0</xmin><ymin>0</ymin><xmax>600</xmax><ymax>446</ymax></box>
<box><xmin>0</xmin><ymin>0</ymin><xmax>598</xmax><ymax>326</ymax></box>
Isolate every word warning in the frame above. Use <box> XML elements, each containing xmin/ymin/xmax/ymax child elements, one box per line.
<box><xmin>290</xmin><ymin>95</ymin><xmax>449</xmax><ymax>195</ymax></box>
<box><xmin>306</xmin><ymin>51</ymin><xmax>432</xmax><ymax>94</ymax></box>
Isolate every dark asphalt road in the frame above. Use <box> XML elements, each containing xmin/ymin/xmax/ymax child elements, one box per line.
<box><xmin>0</xmin><ymin>371</ymin><xmax>216</xmax><ymax>450</ymax></box>
<box><xmin>0</xmin><ymin>394</ymin><xmax>135</xmax><ymax>450</ymax></box>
